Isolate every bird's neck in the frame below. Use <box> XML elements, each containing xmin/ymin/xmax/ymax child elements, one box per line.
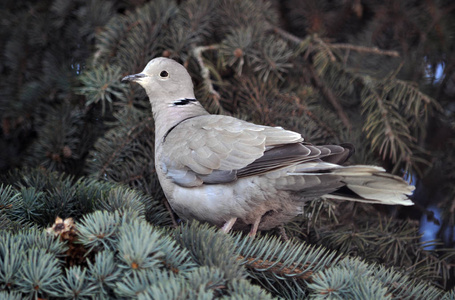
<box><xmin>151</xmin><ymin>99</ymin><xmax>209</xmax><ymax>142</ymax></box>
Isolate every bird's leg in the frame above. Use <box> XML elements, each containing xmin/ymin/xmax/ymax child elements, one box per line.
<box><xmin>278</xmin><ymin>225</ymin><xmax>289</xmax><ymax>241</ymax></box>
<box><xmin>248</xmin><ymin>217</ymin><xmax>262</xmax><ymax>237</ymax></box>
<box><xmin>221</xmin><ymin>217</ymin><xmax>237</xmax><ymax>233</ymax></box>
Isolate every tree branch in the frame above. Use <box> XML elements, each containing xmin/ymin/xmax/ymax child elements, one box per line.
<box><xmin>330</xmin><ymin>44</ymin><xmax>400</xmax><ymax>57</ymax></box>
<box><xmin>98</xmin><ymin>116</ymin><xmax>153</xmax><ymax>178</ymax></box>
<box><xmin>239</xmin><ymin>255</ymin><xmax>315</xmax><ymax>281</ymax></box>
<box><xmin>272</xmin><ymin>24</ymin><xmax>399</xmax><ymax>58</ymax></box>
<box><xmin>191</xmin><ymin>45</ymin><xmax>221</xmax><ymax>101</ymax></box>
<box><xmin>282</xmin><ymin>94</ymin><xmax>339</xmax><ymax>139</ymax></box>
<box><xmin>309</xmin><ymin>66</ymin><xmax>352</xmax><ymax>130</ymax></box>
<box><xmin>271</xmin><ymin>25</ymin><xmax>304</xmax><ymax>44</ymax></box>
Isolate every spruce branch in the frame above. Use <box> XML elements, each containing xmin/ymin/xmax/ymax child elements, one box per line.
<box><xmin>224</xmin><ymin>278</ymin><xmax>278</xmax><ymax>299</ymax></box>
<box><xmin>271</xmin><ymin>25</ymin><xmax>303</xmax><ymax>45</ymax></box>
<box><xmin>394</xmin><ymin>78</ymin><xmax>442</xmax><ymax>120</ymax></box>
<box><xmin>77</xmin><ymin>65</ymin><xmax>128</xmax><ymax>114</ymax></box>
<box><xmin>239</xmin><ymin>255</ymin><xmax>315</xmax><ymax>281</ymax></box>
<box><xmin>117</xmin><ymin>220</ymin><xmax>172</xmax><ymax>272</ymax></box>
<box><xmin>236</xmin><ymin>235</ymin><xmax>340</xmax><ymax>279</ymax></box>
<box><xmin>173</xmin><ymin>222</ymin><xmax>246</xmax><ymax>281</ymax></box>
<box><xmin>366</xmin><ymin>86</ymin><xmax>407</xmax><ymax>162</ymax></box>
<box><xmin>164</xmin><ymin>0</ymin><xmax>218</xmax><ymax>58</ymax></box>
<box><xmin>263</xmin><ymin>28</ymin><xmax>354</xmax><ymax>129</ymax></box>
<box><xmin>77</xmin><ymin>210</ymin><xmax>122</xmax><ymax>253</ymax></box>
<box><xmin>306</xmin><ymin>36</ymin><xmax>437</xmax><ymax>172</ymax></box>
<box><xmin>115</xmin><ymin>269</ymin><xmax>183</xmax><ymax>299</ymax></box>
<box><xmin>217</xmin><ymin>0</ymin><xmax>278</xmax><ymax>32</ymax></box>
<box><xmin>163</xmin><ymin>200</ymin><xmax>178</xmax><ymax>228</ymax></box>
<box><xmin>272</xmin><ymin>26</ymin><xmax>400</xmax><ymax>61</ymax></box>
<box><xmin>281</xmin><ymin>94</ymin><xmax>339</xmax><ymax>140</ymax></box>
<box><xmin>251</xmin><ymin>37</ymin><xmax>293</xmax><ymax>82</ymax></box>
<box><xmin>0</xmin><ymin>291</ymin><xmax>22</xmax><ymax>300</ymax></box>
<box><xmin>235</xmin><ymin>75</ymin><xmax>276</xmax><ymax>124</ymax></box>
<box><xmin>219</xmin><ymin>27</ymin><xmax>255</xmax><ymax>76</ymax></box>
<box><xmin>96</xmin><ymin>115</ymin><xmax>153</xmax><ymax>179</ymax></box>
<box><xmin>25</xmin><ymin>103</ymin><xmax>85</xmax><ymax>174</ymax></box>
<box><xmin>330</xmin><ymin>43</ymin><xmax>400</xmax><ymax>57</ymax></box>
<box><xmin>234</xmin><ymin>234</ymin><xmax>340</xmax><ymax>298</ymax></box>
<box><xmin>2</xmin><ymin>1</ymin><xmax>454</xmax><ymax>297</ymax></box>
<box><xmin>117</xmin><ymin>219</ymin><xmax>196</xmax><ymax>275</ymax></box>
<box><xmin>307</xmin><ymin>257</ymin><xmax>444</xmax><ymax>299</ymax></box>
<box><xmin>360</xmin><ymin>77</ymin><xmax>420</xmax><ymax>171</ymax></box>
<box><xmin>185</xmin><ymin>266</ymin><xmax>227</xmax><ymax>295</ymax></box>
<box><xmin>309</xmin><ymin>65</ymin><xmax>352</xmax><ymax>130</ymax></box>
<box><xmin>191</xmin><ymin>45</ymin><xmax>223</xmax><ymax>110</ymax></box>
<box><xmin>87</xmin><ymin>250</ymin><xmax>122</xmax><ymax>297</ymax></box>
<box><xmin>313</xmin><ymin>35</ymin><xmax>337</xmax><ymax>62</ymax></box>
<box><xmin>16</xmin><ymin>248</ymin><xmax>62</xmax><ymax>298</ymax></box>
<box><xmin>60</xmin><ymin>266</ymin><xmax>97</xmax><ymax>299</ymax></box>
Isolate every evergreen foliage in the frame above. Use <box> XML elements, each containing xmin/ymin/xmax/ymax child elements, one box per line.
<box><xmin>1</xmin><ymin>0</ymin><xmax>455</xmax><ymax>298</ymax></box>
<box><xmin>1</xmin><ymin>216</ymin><xmax>455</xmax><ymax>299</ymax></box>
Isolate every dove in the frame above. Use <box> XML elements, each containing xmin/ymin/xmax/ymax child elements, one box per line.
<box><xmin>122</xmin><ymin>57</ymin><xmax>414</xmax><ymax>236</ymax></box>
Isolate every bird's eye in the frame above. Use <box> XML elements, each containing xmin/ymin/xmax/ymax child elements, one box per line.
<box><xmin>160</xmin><ymin>70</ymin><xmax>169</xmax><ymax>78</ymax></box>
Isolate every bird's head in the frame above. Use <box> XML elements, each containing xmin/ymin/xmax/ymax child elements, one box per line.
<box><xmin>122</xmin><ymin>57</ymin><xmax>196</xmax><ymax>106</ymax></box>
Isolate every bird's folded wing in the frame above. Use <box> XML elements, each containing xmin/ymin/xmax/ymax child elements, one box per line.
<box><xmin>161</xmin><ymin>115</ymin><xmax>351</xmax><ymax>187</ymax></box>
<box><xmin>237</xmin><ymin>144</ymin><xmax>340</xmax><ymax>177</ymax></box>
<box><xmin>162</xmin><ymin>115</ymin><xmax>303</xmax><ymax>186</ymax></box>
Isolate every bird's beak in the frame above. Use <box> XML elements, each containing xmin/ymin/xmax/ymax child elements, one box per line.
<box><xmin>121</xmin><ymin>73</ymin><xmax>147</xmax><ymax>83</ymax></box>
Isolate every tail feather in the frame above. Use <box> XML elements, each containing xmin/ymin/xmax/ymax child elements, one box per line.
<box><xmin>323</xmin><ymin>194</ymin><xmax>414</xmax><ymax>206</ymax></box>
<box><xmin>325</xmin><ymin>165</ymin><xmax>414</xmax><ymax>206</ymax></box>
<box><xmin>289</xmin><ymin>164</ymin><xmax>414</xmax><ymax>206</ymax></box>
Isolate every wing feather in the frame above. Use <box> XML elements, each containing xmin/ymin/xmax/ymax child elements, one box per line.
<box><xmin>160</xmin><ymin>115</ymin><xmax>325</xmax><ymax>186</ymax></box>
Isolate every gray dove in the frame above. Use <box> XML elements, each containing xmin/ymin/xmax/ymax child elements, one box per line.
<box><xmin>122</xmin><ymin>57</ymin><xmax>414</xmax><ymax>236</ymax></box>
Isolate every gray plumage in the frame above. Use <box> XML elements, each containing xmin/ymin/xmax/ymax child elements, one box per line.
<box><xmin>122</xmin><ymin>57</ymin><xmax>414</xmax><ymax>236</ymax></box>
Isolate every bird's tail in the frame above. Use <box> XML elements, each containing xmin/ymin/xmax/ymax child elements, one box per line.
<box><xmin>288</xmin><ymin>164</ymin><xmax>414</xmax><ymax>205</ymax></box>
<box><xmin>322</xmin><ymin>165</ymin><xmax>414</xmax><ymax>206</ymax></box>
